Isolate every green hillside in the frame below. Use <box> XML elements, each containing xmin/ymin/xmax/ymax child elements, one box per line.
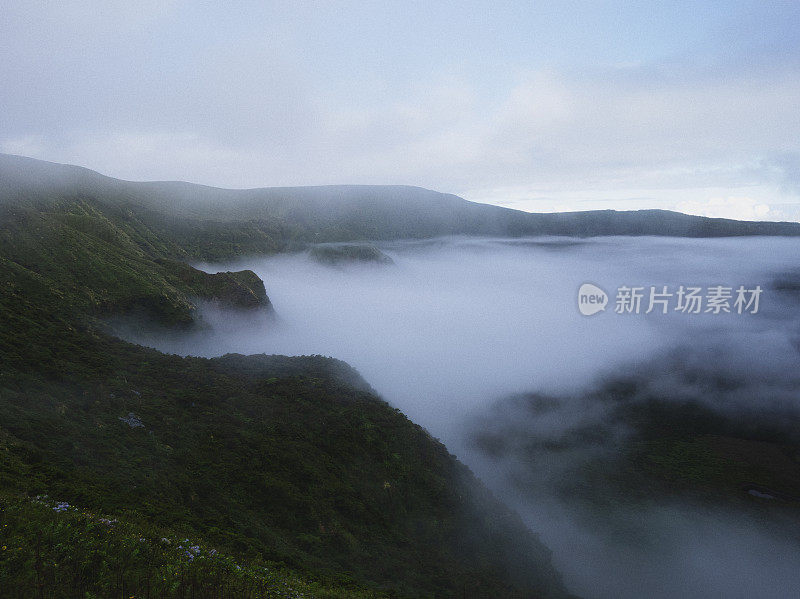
<box><xmin>0</xmin><ymin>157</ymin><xmax>570</xmax><ymax>597</ymax></box>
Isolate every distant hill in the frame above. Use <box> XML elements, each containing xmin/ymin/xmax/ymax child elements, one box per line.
<box><xmin>2</xmin><ymin>154</ymin><xmax>799</xmax><ymax>263</ymax></box>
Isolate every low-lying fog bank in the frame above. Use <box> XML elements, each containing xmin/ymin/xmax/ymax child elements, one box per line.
<box><xmin>119</xmin><ymin>236</ymin><xmax>800</xmax><ymax>598</ymax></box>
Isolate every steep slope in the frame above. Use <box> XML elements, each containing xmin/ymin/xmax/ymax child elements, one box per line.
<box><xmin>0</xmin><ymin>159</ymin><xmax>571</xmax><ymax>597</ymax></box>
<box><xmin>0</xmin><ymin>171</ymin><xmax>273</xmax><ymax>326</ymax></box>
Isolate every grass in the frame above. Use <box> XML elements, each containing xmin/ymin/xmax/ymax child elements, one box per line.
<box><xmin>0</xmin><ymin>494</ymin><xmax>389</xmax><ymax>599</ymax></box>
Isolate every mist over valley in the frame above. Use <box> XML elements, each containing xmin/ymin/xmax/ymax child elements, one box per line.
<box><xmin>117</xmin><ymin>235</ymin><xmax>800</xmax><ymax>598</ymax></box>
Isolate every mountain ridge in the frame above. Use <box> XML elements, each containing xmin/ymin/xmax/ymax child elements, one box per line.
<box><xmin>3</xmin><ymin>153</ymin><xmax>799</xmax><ymax>252</ymax></box>
<box><xmin>0</xmin><ymin>152</ymin><xmax>573</xmax><ymax>597</ymax></box>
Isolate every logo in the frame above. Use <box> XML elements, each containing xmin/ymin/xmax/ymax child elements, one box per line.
<box><xmin>575</xmin><ymin>283</ymin><xmax>762</xmax><ymax>316</ymax></box>
<box><xmin>578</xmin><ymin>283</ymin><xmax>608</xmax><ymax>316</ymax></box>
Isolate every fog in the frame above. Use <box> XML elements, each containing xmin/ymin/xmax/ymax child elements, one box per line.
<box><xmin>122</xmin><ymin>235</ymin><xmax>800</xmax><ymax>598</ymax></box>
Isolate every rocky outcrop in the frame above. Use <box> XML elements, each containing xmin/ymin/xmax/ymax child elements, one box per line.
<box><xmin>162</xmin><ymin>259</ymin><xmax>273</xmax><ymax>314</ymax></box>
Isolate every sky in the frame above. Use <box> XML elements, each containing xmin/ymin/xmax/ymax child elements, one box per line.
<box><xmin>2</xmin><ymin>1</ymin><xmax>800</xmax><ymax>220</ymax></box>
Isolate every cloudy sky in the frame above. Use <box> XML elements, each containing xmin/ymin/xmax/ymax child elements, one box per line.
<box><xmin>2</xmin><ymin>1</ymin><xmax>800</xmax><ymax>220</ymax></box>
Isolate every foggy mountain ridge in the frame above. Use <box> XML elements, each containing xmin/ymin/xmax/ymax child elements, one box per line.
<box><xmin>0</xmin><ymin>161</ymin><xmax>575</xmax><ymax>598</ymax></box>
<box><xmin>6</xmin><ymin>3</ymin><xmax>800</xmax><ymax>597</ymax></box>
<box><xmin>5</xmin><ymin>152</ymin><xmax>800</xmax><ymax>598</ymax></box>
<box><xmin>3</xmin><ymin>153</ymin><xmax>800</xmax><ymax>251</ymax></box>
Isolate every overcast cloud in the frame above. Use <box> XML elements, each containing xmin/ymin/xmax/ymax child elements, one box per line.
<box><xmin>2</xmin><ymin>1</ymin><xmax>800</xmax><ymax>219</ymax></box>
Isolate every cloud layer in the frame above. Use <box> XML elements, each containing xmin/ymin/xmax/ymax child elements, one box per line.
<box><xmin>2</xmin><ymin>2</ymin><xmax>800</xmax><ymax>217</ymax></box>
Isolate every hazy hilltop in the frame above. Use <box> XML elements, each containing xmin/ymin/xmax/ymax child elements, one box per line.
<box><xmin>3</xmin><ymin>154</ymin><xmax>800</xmax><ymax>262</ymax></box>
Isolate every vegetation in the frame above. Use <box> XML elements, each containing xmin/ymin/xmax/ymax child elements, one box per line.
<box><xmin>0</xmin><ymin>495</ymin><xmax>389</xmax><ymax>599</ymax></box>
<box><xmin>0</xmin><ymin>155</ymin><xmax>569</xmax><ymax>596</ymax></box>
<box><xmin>3</xmin><ymin>153</ymin><xmax>800</xmax><ymax>269</ymax></box>
<box><xmin>472</xmin><ymin>378</ymin><xmax>800</xmax><ymax>515</ymax></box>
